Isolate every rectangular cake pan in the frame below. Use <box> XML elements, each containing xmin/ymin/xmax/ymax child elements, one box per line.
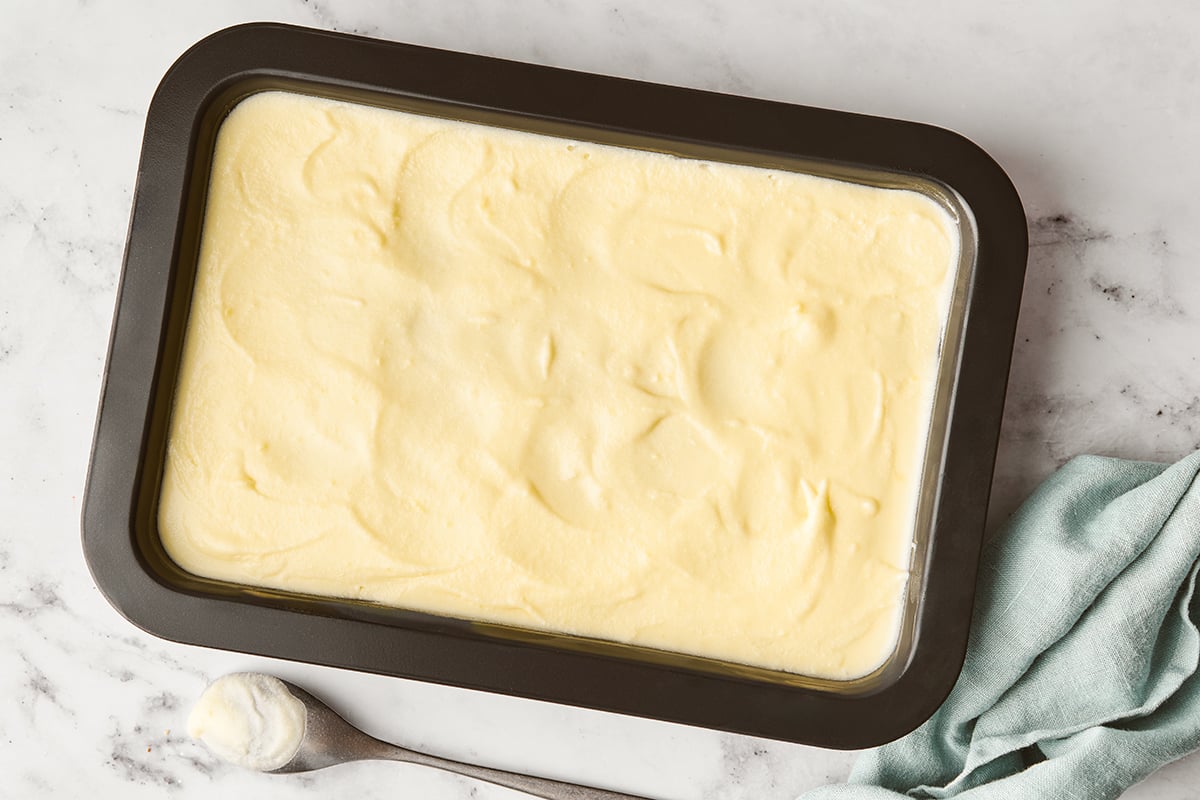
<box><xmin>83</xmin><ymin>22</ymin><xmax>1028</xmax><ymax>749</ymax></box>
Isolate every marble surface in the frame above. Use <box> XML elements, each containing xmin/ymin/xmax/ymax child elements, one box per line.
<box><xmin>2</xmin><ymin>0</ymin><xmax>1199</xmax><ymax>796</ymax></box>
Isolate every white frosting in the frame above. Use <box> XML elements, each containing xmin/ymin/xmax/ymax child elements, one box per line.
<box><xmin>188</xmin><ymin>673</ymin><xmax>307</xmax><ymax>771</ymax></box>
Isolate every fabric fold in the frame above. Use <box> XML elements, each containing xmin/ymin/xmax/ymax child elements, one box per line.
<box><xmin>803</xmin><ymin>451</ymin><xmax>1200</xmax><ymax>799</ymax></box>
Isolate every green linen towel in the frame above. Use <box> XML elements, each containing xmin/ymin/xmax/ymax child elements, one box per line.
<box><xmin>804</xmin><ymin>451</ymin><xmax>1200</xmax><ymax>799</ymax></box>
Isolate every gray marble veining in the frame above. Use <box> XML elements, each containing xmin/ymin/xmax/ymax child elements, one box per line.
<box><xmin>2</xmin><ymin>1</ymin><xmax>1198</xmax><ymax>797</ymax></box>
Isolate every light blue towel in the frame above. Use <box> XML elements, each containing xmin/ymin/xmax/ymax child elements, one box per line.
<box><xmin>804</xmin><ymin>451</ymin><xmax>1200</xmax><ymax>799</ymax></box>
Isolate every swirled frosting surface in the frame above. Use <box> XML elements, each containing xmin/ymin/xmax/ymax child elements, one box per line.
<box><xmin>159</xmin><ymin>91</ymin><xmax>958</xmax><ymax>679</ymax></box>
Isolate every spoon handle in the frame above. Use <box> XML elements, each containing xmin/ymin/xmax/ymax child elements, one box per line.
<box><xmin>380</xmin><ymin>742</ymin><xmax>654</xmax><ymax>800</ymax></box>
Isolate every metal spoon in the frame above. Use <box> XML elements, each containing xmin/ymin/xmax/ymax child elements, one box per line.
<box><xmin>270</xmin><ymin>679</ymin><xmax>655</xmax><ymax>799</ymax></box>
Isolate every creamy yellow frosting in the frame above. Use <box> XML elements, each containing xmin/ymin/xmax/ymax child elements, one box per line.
<box><xmin>159</xmin><ymin>91</ymin><xmax>958</xmax><ymax>679</ymax></box>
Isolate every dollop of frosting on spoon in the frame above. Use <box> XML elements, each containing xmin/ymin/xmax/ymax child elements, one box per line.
<box><xmin>188</xmin><ymin>673</ymin><xmax>307</xmax><ymax>771</ymax></box>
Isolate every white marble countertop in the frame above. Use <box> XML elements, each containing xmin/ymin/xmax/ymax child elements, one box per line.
<box><xmin>3</xmin><ymin>0</ymin><xmax>1199</xmax><ymax>797</ymax></box>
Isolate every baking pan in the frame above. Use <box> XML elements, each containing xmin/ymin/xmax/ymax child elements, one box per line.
<box><xmin>83</xmin><ymin>22</ymin><xmax>1028</xmax><ymax>748</ymax></box>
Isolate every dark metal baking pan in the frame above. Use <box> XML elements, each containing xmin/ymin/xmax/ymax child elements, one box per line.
<box><xmin>82</xmin><ymin>22</ymin><xmax>1028</xmax><ymax>749</ymax></box>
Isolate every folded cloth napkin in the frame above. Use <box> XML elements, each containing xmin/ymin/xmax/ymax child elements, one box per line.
<box><xmin>804</xmin><ymin>451</ymin><xmax>1200</xmax><ymax>800</ymax></box>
